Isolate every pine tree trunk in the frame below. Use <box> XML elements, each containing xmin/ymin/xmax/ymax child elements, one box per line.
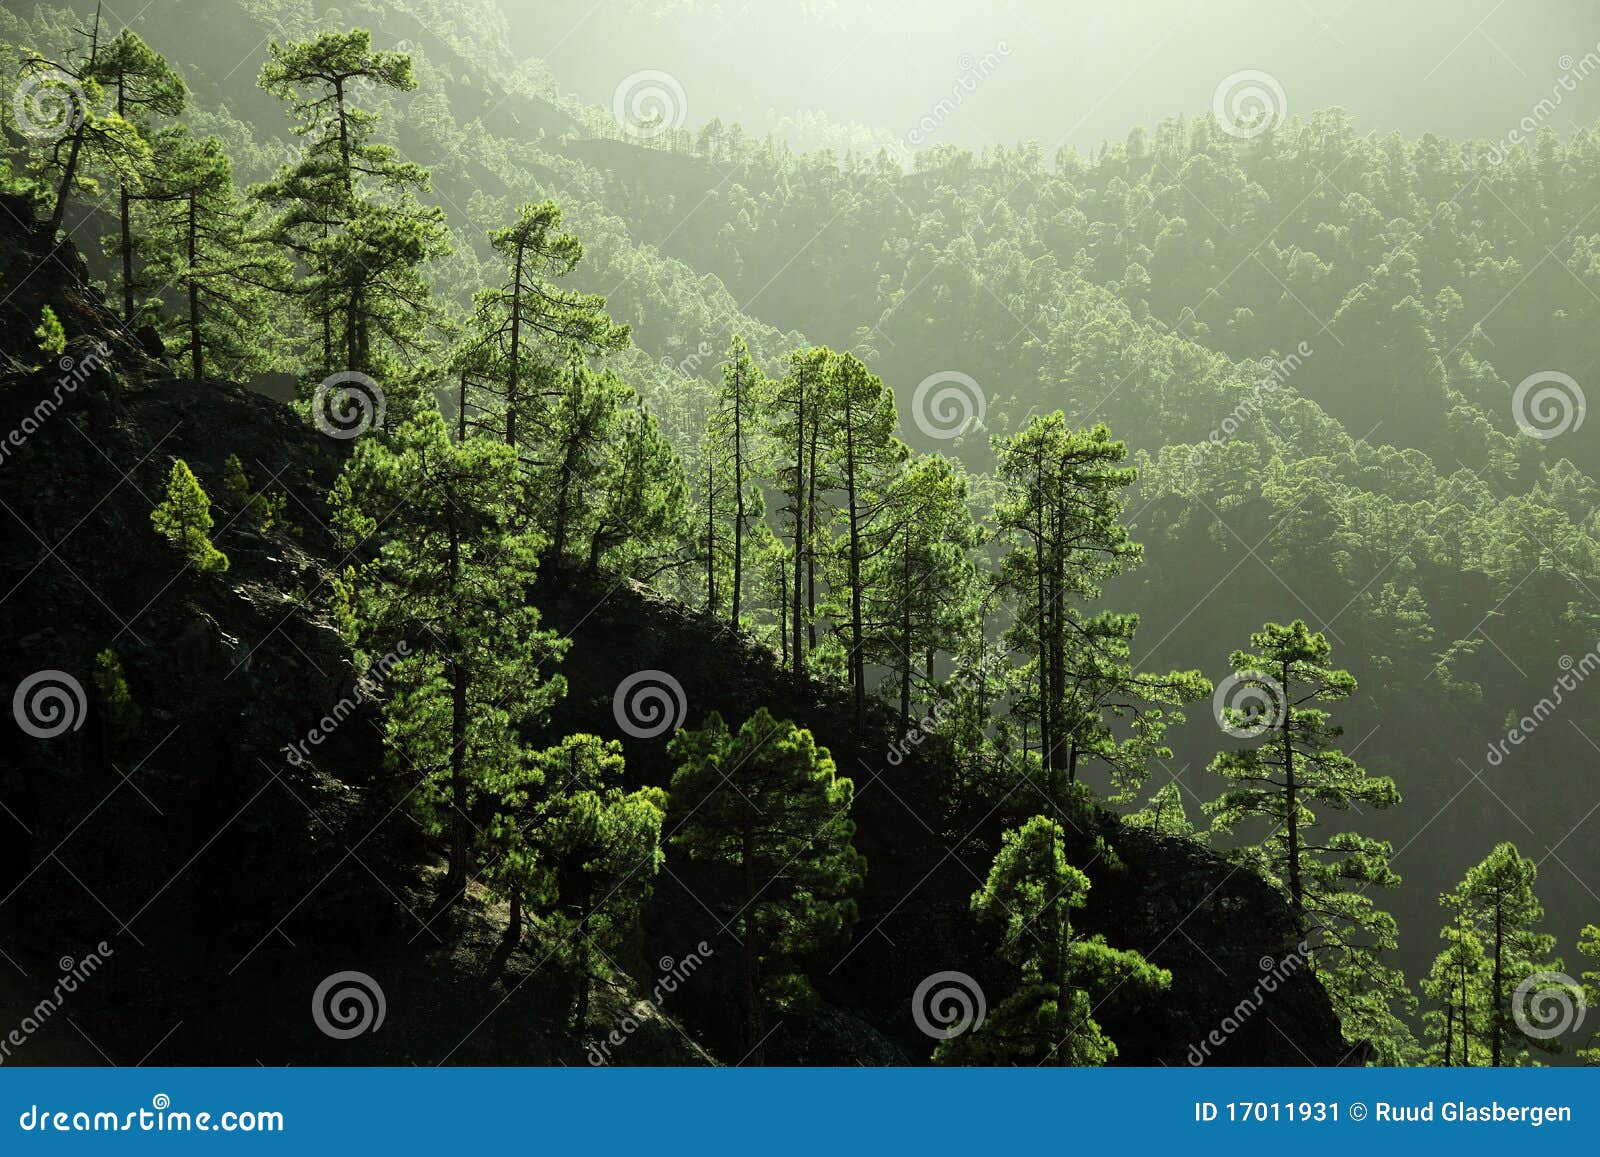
<box><xmin>730</xmin><ymin>368</ymin><xmax>744</xmax><ymax>631</ymax></box>
<box><xmin>1282</xmin><ymin>658</ymin><xmax>1303</xmax><ymax>933</ymax></box>
<box><xmin>505</xmin><ymin>240</ymin><xmax>524</xmax><ymax>447</ymax></box>
<box><xmin>188</xmin><ymin>191</ymin><xmax>202</xmax><ymax>384</ymax></box>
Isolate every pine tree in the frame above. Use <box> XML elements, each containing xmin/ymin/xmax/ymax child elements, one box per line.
<box><xmin>1421</xmin><ymin>903</ymin><xmax>1491</xmax><ymax>1065</ymax></box>
<box><xmin>1446</xmin><ymin>842</ymin><xmax>1563</xmax><ymax>1066</ymax></box>
<box><xmin>14</xmin><ymin>9</ymin><xmax>149</xmax><ymax>237</ymax></box>
<box><xmin>667</xmin><ymin>709</ymin><xmax>864</xmax><ymax>1064</ymax></box>
<box><xmin>820</xmin><ymin>352</ymin><xmax>907</xmax><ymax>725</ymax></box>
<box><xmin>467</xmin><ymin>201</ymin><xmax>628</xmax><ymax>449</ymax></box>
<box><xmin>866</xmin><ymin>453</ymin><xmax>981</xmax><ymax>728</ymax></box>
<box><xmin>479</xmin><ymin>734</ymin><xmax>664</xmax><ymax>1026</ymax></box>
<box><xmin>335</xmin><ymin>411</ymin><xmax>566</xmax><ymax>897</ymax></box>
<box><xmin>935</xmin><ymin>815</ymin><xmax>1170</xmax><ymax>1065</ymax></box>
<box><xmin>1578</xmin><ymin>924</ymin><xmax>1600</xmax><ymax>1064</ymax></box>
<box><xmin>1126</xmin><ymin>782</ymin><xmax>1200</xmax><ymax>840</ymax></box>
<box><xmin>136</xmin><ymin>128</ymin><xmax>283</xmax><ymax>383</ymax></box>
<box><xmin>528</xmin><ymin>352</ymin><xmax>689</xmax><ymax>578</ymax></box>
<box><xmin>255</xmin><ymin>29</ymin><xmax>447</xmax><ymax>378</ymax></box>
<box><xmin>150</xmin><ymin>459</ymin><xmax>228</xmax><ymax>573</ymax></box>
<box><xmin>93</xmin><ymin>29</ymin><xmax>185</xmax><ymax>324</ymax></box>
<box><xmin>1204</xmin><ymin>620</ymin><xmax>1409</xmax><ymax>1058</ymax></box>
<box><xmin>762</xmin><ymin>347</ymin><xmax>832</xmax><ymax>687</ymax></box>
<box><xmin>993</xmin><ymin>413</ymin><xmax>1206</xmax><ymax>798</ymax></box>
<box><xmin>697</xmin><ymin>336</ymin><xmax>766</xmax><ymax>624</ymax></box>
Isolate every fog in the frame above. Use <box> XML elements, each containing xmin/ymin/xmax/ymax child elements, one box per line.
<box><xmin>500</xmin><ymin>0</ymin><xmax>1600</xmax><ymax>153</ymax></box>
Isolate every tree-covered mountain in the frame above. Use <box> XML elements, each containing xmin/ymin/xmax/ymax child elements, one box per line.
<box><xmin>1</xmin><ymin>0</ymin><xmax>1595</xmax><ymax>1067</ymax></box>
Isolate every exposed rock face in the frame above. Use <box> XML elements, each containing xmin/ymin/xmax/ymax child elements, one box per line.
<box><xmin>0</xmin><ymin>198</ymin><xmax>1346</xmax><ymax>1066</ymax></box>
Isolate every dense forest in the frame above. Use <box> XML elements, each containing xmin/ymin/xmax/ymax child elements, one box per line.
<box><xmin>0</xmin><ymin>0</ymin><xmax>1597</xmax><ymax>1067</ymax></box>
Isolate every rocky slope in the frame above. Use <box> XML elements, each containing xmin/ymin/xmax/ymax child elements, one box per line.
<box><xmin>0</xmin><ymin>199</ymin><xmax>1344</xmax><ymax>1065</ymax></box>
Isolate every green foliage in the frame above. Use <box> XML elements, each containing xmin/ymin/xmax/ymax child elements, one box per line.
<box><xmin>935</xmin><ymin>815</ymin><xmax>1170</xmax><ymax>1065</ymax></box>
<box><xmin>255</xmin><ymin>28</ymin><xmax>447</xmax><ymax>381</ymax></box>
<box><xmin>480</xmin><ymin>734</ymin><xmax>664</xmax><ymax>1026</ymax></box>
<box><xmin>92</xmin><ymin>648</ymin><xmax>139</xmax><ymax>735</ymax></box>
<box><xmin>994</xmin><ymin>412</ymin><xmax>1208</xmax><ymax>803</ymax></box>
<box><xmin>668</xmin><ymin>709</ymin><xmax>863</xmax><ymax>1062</ymax></box>
<box><xmin>335</xmin><ymin>410</ymin><xmax>567</xmax><ymax>890</ymax></box>
<box><xmin>1432</xmin><ymin>843</ymin><xmax>1565</xmax><ymax>1066</ymax></box>
<box><xmin>1125</xmin><ymin>782</ymin><xmax>1201</xmax><ymax>841</ymax></box>
<box><xmin>34</xmin><ymin>305</ymin><xmax>66</xmax><ymax>357</ymax></box>
<box><xmin>1205</xmin><ymin>620</ymin><xmax>1410</xmax><ymax>1060</ymax></box>
<box><xmin>1578</xmin><ymin>924</ymin><xmax>1600</xmax><ymax>1065</ymax></box>
<box><xmin>150</xmin><ymin>459</ymin><xmax>229</xmax><ymax>573</ymax></box>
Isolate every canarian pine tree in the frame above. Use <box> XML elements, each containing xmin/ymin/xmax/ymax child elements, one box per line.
<box><xmin>667</xmin><ymin>709</ymin><xmax>863</xmax><ymax>1064</ymax></box>
<box><xmin>150</xmin><ymin>459</ymin><xmax>228</xmax><ymax>573</ymax></box>
<box><xmin>528</xmin><ymin>350</ymin><xmax>689</xmax><ymax>578</ymax></box>
<box><xmin>1444</xmin><ymin>842</ymin><xmax>1564</xmax><ymax>1066</ymax></box>
<box><xmin>935</xmin><ymin>814</ymin><xmax>1170</xmax><ymax>1065</ymax></box>
<box><xmin>255</xmin><ymin>29</ymin><xmax>447</xmax><ymax>379</ymax></box>
<box><xmin>1422</xmin><ymin>902</ymin><xmax>1492</xmax><ymax>1065</ymax></box>
<box><xmin>137</xmin><ymin>128</ymin><xmax>283</xmax><ymax>382</ymax></box>
<box><xmin>700</xmin><ymin>335</ymin><xmax>766</xmax><ymax>627</ymax></box>
<box><xmin>335</xmin><ymin>411</ymin><xmax>567</xmax><ymax>898</ymax></box>
<box><xmin>993</xmin><ymin>413</ymin><xmax>1207</xmax><ymax>799</ymax></box>
<box><xmin>466</xmin><ymin>200</ymin><xmax>628</xmax><ymax>449</ymax></box>
<box><xmin>15</xmin><ymin>9</ymin><xmax>148</xmax><ymax>238</ymax></box>
<box><xmin>819</xmin><ymin>352</ymin><xmax>907</xmax><ymax>725</ymax></box>
<box><xmin>761</xmin><ymin>347</ymin><xmax>831</xmax><ymax>688</ymax></box>
<box><xmin>93</xmin><ymin>28</ymin><xmax>185</xmax><ymax>324</ymax></box>
<box><xmin>1204</xmin><ymin>619</ymin><xmax>1409</xmax><ymax>1059</ymax></box>
<box><xmin>479</xmin><ymin>734</ymin><xmax>664</xmax><ymax>1026</ymax></box>
<box><xmin>1578</xmin><ymin>924</ymin><xmax>1600</xmax><ymax>1064</ymax></box>
<box><xmin>864</xmin><ymin>453</ymin><xmax>982</xmax><ymax>729</ymax></box>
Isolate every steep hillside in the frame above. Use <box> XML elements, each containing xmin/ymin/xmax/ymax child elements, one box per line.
<box><xmin>0</xmin><ymin>202</ymin><xmax>1343</xmax><ymax>1066</ymax></box>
